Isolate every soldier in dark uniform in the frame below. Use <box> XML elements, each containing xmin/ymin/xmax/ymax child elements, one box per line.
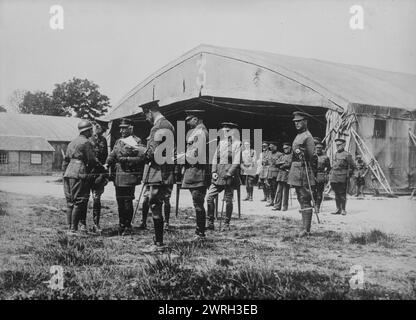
<box><xmin>354</xmin><ymin>155</ymin><xmax>367</xmax><ymax>197</ymax></box>
<box><xmin>273</xmin><ymin>142</ymin><xmax>292</xmax><ymax>211</ymax></box>
<box><xmin>104</xmin><ymin>118</ymin><xmax>146</xmax><ymax>235</ymax></box>
<box><xmin>313</xmin><ymin>140</ymin><xmax>331</xmax><ymax>213</ymax></box>
<box><xmin>329</xmin><ymin>138</ymin><xmax>355</xmax><ymax>215</ymax></box>
<box><xmin>86</xmin><ymin>123</ymin><xmax>108</xmax><ymax>233</ymax></box>
<box><xmin>206</xmin><ymin>122</ymin><xmax>241</xmax><ymax>231</ymax></box>
<box><xmin>257</xmin><ymin>142</ymin><xmax>270</xmax><ymax>201</ymax></box>
<box><xmin>287</xmin><ymin>111</ymin><xmax>317</xmax><ymax>237</ymax></box>
<box><xmin>265</xmin><ymin>141</ymin><xmax>282</xmax><ymax>207</ymax></box>
<box><xmin>181</xmin><ymin>110</ymin><xmax>210</xmax><ymax>238</ymax></box>
<box><xmin>62</xmin><ymin>120</ymin><xmax>98</xmax><ymax>235</ymax></box>
<box><xmin>241</xmin><ymin>139</ymin><xmax>257</xmax><ymax>201</ymax></box>
<box><xmin>141</xmin><ymin>100</ymin><xmax>175</xmax><ymax>248</ymax></box>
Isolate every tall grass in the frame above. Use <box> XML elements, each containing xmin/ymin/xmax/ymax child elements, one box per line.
<box><xmin>350</xmin><ymin>229</ymin><xmax>398</xmax><ymax>248</ymax></box>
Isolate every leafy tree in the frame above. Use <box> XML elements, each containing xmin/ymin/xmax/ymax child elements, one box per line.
<box><xmin>18</xmin><ymin>91</ymin><xmax>69</xmax><ymax>116</ymax></box>
<box><xmin>0</xmin><ymin>105</ymin><xmax>7</xmax><ymax>112</ymax></box>
<box><xmin>52</xmin><ymin>78</ymin><xmax>110</xmax><ymax>119</ymax></box>
<box><xmin>7</xmin><ymin>89</ymin><xmax>27</xmax><ymax>113</ymax></box>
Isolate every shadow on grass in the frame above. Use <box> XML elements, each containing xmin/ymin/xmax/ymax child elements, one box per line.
<box><xmin>349</xmin><ymin>229</ymin><xmax>398</xmax><ymax>248</ymax></box>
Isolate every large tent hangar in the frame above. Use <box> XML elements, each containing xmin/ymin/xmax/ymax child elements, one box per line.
<box><xmin>103</xmin><ymin>44</ymin><xmax>416</xmax><ymax>193</ymax></box>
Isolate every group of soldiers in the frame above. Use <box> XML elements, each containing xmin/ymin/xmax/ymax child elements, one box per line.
<box><xmin>62</xmin><ymin>102</ymin><xmax>366</xmax><ymax>248</ymax></box>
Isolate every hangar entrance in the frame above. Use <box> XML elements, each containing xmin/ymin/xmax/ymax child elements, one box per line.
<box><xmin>110</xmin><ymin>97</ymin><xmax>328</xmax><ymax>148</ymax></box>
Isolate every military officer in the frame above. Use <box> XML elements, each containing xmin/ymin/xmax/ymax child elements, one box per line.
<box><xmin>353</xmin><ymin>155</ymin><xmax>367</xmax><ymax>197</ymax></box>
<box><xmin>265</xmin><ymin>141</ymin><xmax>282</xmax><ymax>207</ymax></box>
<box><xmin>257</xmin><ymin>142</ymin><xmax>270</xmax><ymax>202</ymax></box>
<box><xmin>104</xmin><ymin>118</ymin><xmax>146</xmax><ymax>235</ymax></box>
<box><xmin>241</xmin><ymin>139</ymin><xmax>257</xmax><ymax>201</ymax></box>
<box><xmin>287</xmin><ymin>111</ymin><xmax>317</xmax><ymax>237</ymax></box>
<box><xmin>86</xmin><ymin>122</ymin><xmax>109</xmax><ymax>233</ymax></box>
<box><xmin>329</xmin><ymin>138</ymin><xmax>355</xmax><ymax>215</ymax></box>
<box><xmin>313</xmin><ymin>140</ymin><xmax>331</xmax><ymax>213</ymax></box>
<box><xmin>141</xmin><ymin>100</ymin><xmax>175</xmax><ymax>248</ymax></box>
<box><xmin>206</xmin><ymin>122</ymin><xmax>241</xmax><ymax>231</ymax></box>
<box><xmin>273</xmin><ymin>142</ymin><xmax>292</xmax><ymax>211</ymax></box>
<box><xmin>181</xmin><ymin>110</ymin><xmax>210</xmax><ymax>238</ymax></box>
<box><xmin>62</xmin><ymin>120</ymin><xmax>98</xmax><ymax>235</ymax></box>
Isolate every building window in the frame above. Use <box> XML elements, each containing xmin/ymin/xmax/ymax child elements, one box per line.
<box><xmin>0</xmin><ymin>151</ymin><xmax>8</xmax><ymax>164</ymax></box>
<box><xmin>30</xmin><ymin>153</ymin><xmax>42</xmax><ymax>164</ymax></box>
<box><xmin>373</xmin><ymin>119</ymin><xmax>386</xmax><ymax>138</ymax></box>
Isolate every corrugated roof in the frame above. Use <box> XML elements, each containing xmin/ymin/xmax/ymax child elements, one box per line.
<box><xmin>0</xmin><ymin>113</ymin><xmax>80</xmax><ymax>141</ymax></box>
<box><xmin>0</xmin><ymin>135</ymin><xmax>55</xmax><ymax>152</ymax></box>
<box><xmin>104</xmin><ymin>44</ymin><xmax>416</xmax><ymax>120</ymax></box>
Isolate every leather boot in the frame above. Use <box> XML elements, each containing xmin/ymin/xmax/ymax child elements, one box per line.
<box><xmin>139</xmin><ymin>198</ymin><xmax>149</xmax><ymax>229</ymax></box>
<box><xmin>153</xmin><ymin>219</ymin><xmax>164</xmax><ymax>245</ymax></box>
<box><xmin>66</xmin><ymin>205</ymin><xmax>73</xmax><ymax>230</ymax></box>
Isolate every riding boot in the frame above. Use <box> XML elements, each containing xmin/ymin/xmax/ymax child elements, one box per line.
<box><xmin>224</xmin><ymin>201</ymin><xmax>233</xmax><ymax>226</ymax></box>
<box><xmin>164</xmin><ymin>202</ymin><xmax>171</xmax><ymax>225</ymax></box>
<box><xmin>66</xmin><ymin>205</ymin><xmax>73</xmax><ymax>230</ymax></box>
<box><xmin>140</xmin><ymin>198</ymin><xmax>149</xmax><ymax>228</ymax></box>
<box><xmin>302</xmin><ymin>208</ymin><xmax>313</xmax><ymax>233</ymax></box>
<box><xmin>153</xmin><ymin>219</ymin><xmax>164</xmax><ymax>245</ymax></box>
<box><xmin>196</xmin><ymin>208</ymin><xmax>206</xmax><ymax>236</ymax></box>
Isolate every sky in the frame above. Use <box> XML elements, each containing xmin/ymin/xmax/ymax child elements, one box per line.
<box><xmin>1</xmin><ymin>0</ymin><xmax>415</xmax><ymax>109</ymax></box>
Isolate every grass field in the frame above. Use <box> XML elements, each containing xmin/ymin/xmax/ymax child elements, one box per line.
<box><xmin>0</xmin><ymin>190</ymin><xmax>415</xmax><ymax>300</ymax></box>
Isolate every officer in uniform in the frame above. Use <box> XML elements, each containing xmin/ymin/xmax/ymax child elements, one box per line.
<box><xmin>313</xmin><ymin>139</ymin><xmax>331</xmax><ymax>213</ymax></box>
<box><xmin>329</xmin><ymin>138</ymin><xmax>355</xmax><ymax>215</ymax></box>
<box><xmin>104</xmin><ymin>118</ymin><xmax>146</xmax><ymax>235</ymax></box>
<box><xmin>273</xmin><ymin>142</ymin><xmax>292</xmax><ymax>211</ymax></box>
<box><xmin>206</xmin><ymin>122</ymin><xmax>241</xmax><ymax>231</ymax></box>
<box><xmin>62</xmin><ymin>120</ymin><xmax>98</xmax><ymax>235</ymax></box>
<box><xmin>181</xmin><ymin>110</ymin><xmax>210</xmax><ymax>238</ymax></box>
<box><xmin>257</xmin><ymin>142</ymin><xmax>270</xmax><ymax>202</ymax></box>
<box><xmin>141</xmin><ymin>100</ymin><xmax>175</xmax><ymax>248</ymax></box>
<box><xmin>241</xmin><ymin>139</ymin><xmax>257</xmax><ymax>201</ymax></box>
<box><xmin>265</xmin><ymin>141</ymin><xmax>282</xmax><ymax>207</ymax></box>
<box><xmin>86</xmin><ymin>123</ymin><xmax>109</xmax><ymax>233</ymax></box>
<box><xmin>287</xmin><ymin>111</ymin><xmax>317</xmax><ymax>237</ymax></box>
<box><xmin>353</xmin><ymin>155</ymin><xmax>367</xmax><ymax>197</ymax></box>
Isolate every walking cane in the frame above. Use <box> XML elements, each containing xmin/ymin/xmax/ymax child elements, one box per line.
<box><xmin>132</xmin><ymin>163</ymin><xmax>150</xmax><ymax>224</ymax></box>
<box><xmin>219</xmin><ymin>194</ymin><xmax>225</xmax><ymax>230</ymax></box>
<box><xmin>303</xmin><ymin>159</ymin><xmax>321</xmax><ymax>224</ymax></box>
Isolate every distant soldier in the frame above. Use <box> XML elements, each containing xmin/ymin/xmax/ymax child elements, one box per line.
<box><xmin>265</xmin><ymin>141</ymin><xmax>282</xmax><ymax>207</ymax></box>
<box><xmin>62</xmin><ymin>120</ymin><xmax>98</xmax><ymax>235</ymax></box>
<box><xmin>257</xmin><ymin>142</ymin><xmax>270</xmax><ymax>202</ymax></box>
<box><xmin>206</xmin><ymin>122</ymin><xmax>241</xmax><ymax>231</ymax></box>
<box><xmin>86</xmin><ymin>122</ymin><xmax>109</xmax><ymax>233</ymax></box>
<box><xmin>241</xmin><ymin>139</ymin><xmax>257</xmax><ymax>201</ymax></box>
<box><xmin>313</xmin><ymin>140</ymin><xmax>331</xmax><ymax>212</ymax></box>
<box><xmin>142</xmin><ymin>100</ymin><xmax>175</xmax><ymax>249</ymax></box>
<box><xmin>353</xmin><ymin>155</ymin><xmax>367</xmax><ymax>197</ymax></box>
<box><xmin>181</xmin><ymin>110</ymin><xmax>210</xmax><ymax>239</ymax></box>
<box><xmin>104</xmin><ymin>118</ymin><xmax>146</xmax><ymax>235</ymax></box>
<box><xmin>287</xmin><ymin>111</ymin><xmax>316</xmax><ymax>237</ymax></box>
<box><xmin>273</xmin><ymin>142</ymin><xmax>292</xmax><ymax>211</ymax></box>
<box><xmin>329</xmin><ymin>138</ymin><xmax>355</xmax><ymax>215</ymax></box>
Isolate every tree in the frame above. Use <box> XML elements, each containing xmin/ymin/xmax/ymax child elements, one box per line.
<box><xmin>0</xmin><ymin>105</ymin><xmax>7</xmax><ymax>112</ymax></box>
<box><xmin>18</xmin><ymin>91</ymin><xmax>70</xmax><ymax>116</ymax></box>
<box><xmin>52</xmin><ymin>78</ymin><xmax>111</xmax><ymax>119</ymax></box>
<box><xmin>7</xmin><ymin>89</ymin><xmax>27</xmax><ymax>113</ymax></box>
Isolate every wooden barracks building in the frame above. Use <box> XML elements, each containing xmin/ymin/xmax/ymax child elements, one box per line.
<box><xmin>0</xmin><ymin>113</ymin><xmax>80</xmax><ymax>175</ymax></box>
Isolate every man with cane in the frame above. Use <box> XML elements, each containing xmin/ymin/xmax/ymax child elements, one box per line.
<box><xmin>206</xmin><ymin>122</ymin><xmax>241</xmax><ymax>231</ymax></box>
<box><xmin>287</xmin><ymin>111</ymin><xmax>317</xmax><ymax>237</ymax></box>
<box><xmin>329</xmin><ymin>138</ymin><xmax>355</xmax><ymax>215</ymax></box>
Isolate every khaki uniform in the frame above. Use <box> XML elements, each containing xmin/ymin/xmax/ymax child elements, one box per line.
<box><xmin>62</xmin><ymin>134</ymin><xmax>98</xmax><ymax>231</ymax></box>
<box><xmin>258</xmin><ymin>150</ymin><xmax>270</xmax><ymax>201</ymax></box>
<box><xmin>182</xmin><ymin>123</ymin><xmax>210</xmax><ymax>236</ymax></box>
<box><xmin>266</xmin><ymin>151</ymin><xmax>283</xmax><ymax>205</ymax></box>
<box><xmin>313</xmin><ymin>153</ymin><xmax>331</xmax><ymax>208</ymax></box>
<box><xmin>241</xmin><ymin>148</ymin><xmax>257</xmax><ymax>200</ymax></box>
<box><xmin>287</xmin><ymin>129</ymin><xmax>316</xmax><ymax>233</ymax></box>
<box><xmin>329</xmin><ymin>150</ymin><xmax>355</xmax><ymax>212</ymax></box>
<box><xmin>106</xmin><ymin>135</ymin><xmax>146</xmax><ymax>229</ymax></box>
<box><xmin>354</xmin><ymin>159</ymin><xmax>367</xmax><ymax>196</ymax></box>
<box><xmin>207</xmin><ymin>138</ymin><xmax>241</xmax><ymax>227</ymax></box>
<box><xmin>274</xmin><ymin>152</ymin><xmax>292</xmax><ymax>210</ymax></box>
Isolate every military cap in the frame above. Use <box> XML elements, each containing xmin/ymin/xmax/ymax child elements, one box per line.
<box><xmin>140</xmin><ymin>100</ymin><xmax>160</xmax><ymax>113</ymax></box>
<box><xmin>356</xmin><ymin>154</ymin><xmax>362</xmax><ymax>158</ymax></box>
<box><xmin>283</xmin><ymin>142</ymin><xmax>291</xmax><ymax>148</ymax></box>
<box><xmin>313</xmin><ymin>136</ymin><xmax>322</xmax><ymax>143</ymax></box>
<box><xmin>119</xmin><ymin>118</ymin><xmax>132</xmax><ymax>128</ymax></box>
<box><xmin>292</xmin><ymin>111</ymin><xmax>309</xmax><ymax>122</ymax></box>
<box><xmin>334</xmin><ymin>138</ymin><xmax>346</xmax><ymax>143</ymax></box>
<box><xmin>185</xmin><ymin>110</ymin><xmax>205</xmax><ymax>121</ymax></box>
<box><xmin>267</xmin><ymin>141</ymin><xmax>279</xmax><ymax>146</ymax></box>
<box><xmin>220</xmin><ymin>122</ymin><xmax>238</xmax><ymax>129</ymax></box>
<box><xmin>262</xmin><ymin>141</ymin><xmax>269</xmax><ymax>146</ymax></box>
<box><xmin>78</xmin><ymin>120</ymin><xmax>93</xmax><ymax>133</ymax></box>
<box><xmin>315</xmin><ymin>141</ymin><xmax>325</xmax><ymax>147</ymax></box>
